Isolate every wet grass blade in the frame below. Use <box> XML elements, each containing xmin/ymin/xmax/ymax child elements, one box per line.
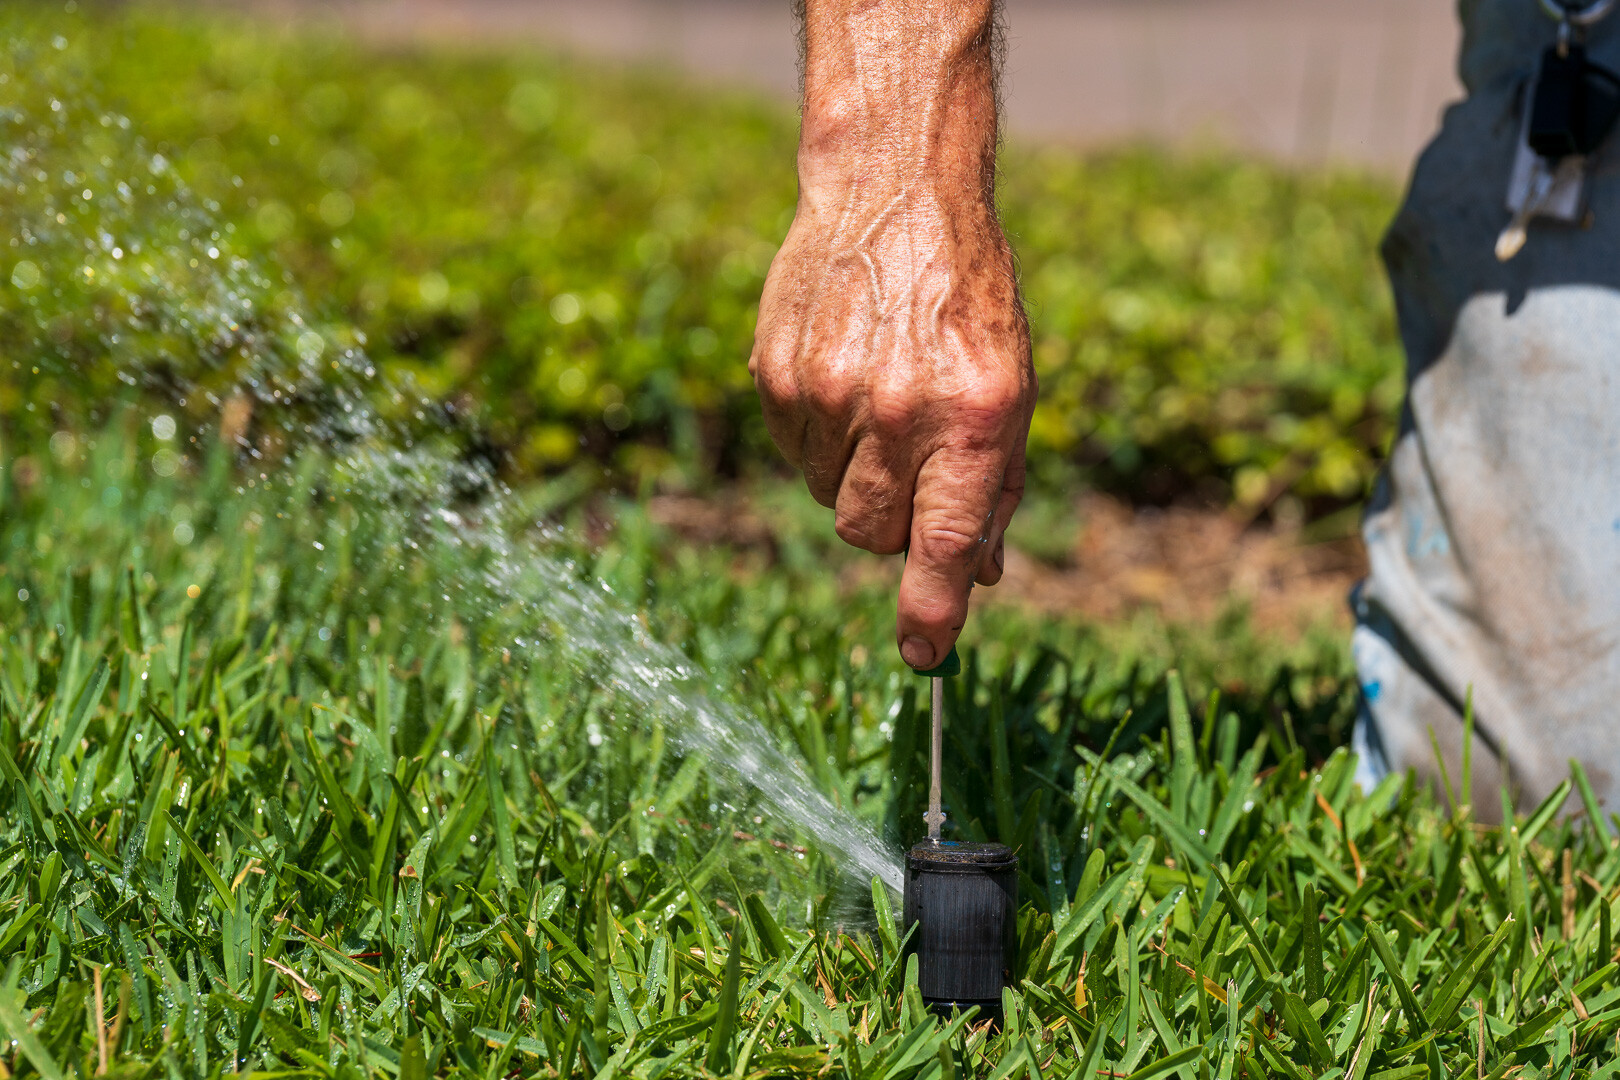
<box><xmin>1364</xmin><ymin>921</ymin><xmax>1427</xmax><ymax>1035</ymax></box>
<box><xmin>745</xmin><ymin>893</ymin><xmax>790</xmax><ymax>961</ymax></box>
<box><xmin>51</xmin><ymin>655</ymin><xmax>108</xmax><ymax>774</ymax></box>
<box><xmin>1211</xmin><ymin>863</ymin><xmax>1275</xmax><ymax>977</ymax></box>
<box><xmin>1052</xmin><ymin>863</ymin><xmax>1132</xmax><ymax>958</ymax></box>
<box><xmin>704</xmin><ymin>930</ymin><xmax>743</xmax><ymax>1075</ymax></box>
<box><xmin>1125</xmin><ymin>1045</ymin><xmax>1202</xmax><ymax>1080</ymax></box>
<box><xmin>483</xmin><ymin>742</ymin><xmax>518</xmax><ymax>889</ymax></box>
<box><xmin>1077</xmin><ymin>748</ymin><xmax>1217</xmax><ymax>869</ymax></box>
<box><xmin>1167</xmin><ymin>671</ymin><xmax>1194</xmax><ymax>826</ymax></box>
<box><xmin>1279</xmin><ymin>991</ymin><xmax>1331</xmax><ymax>1067</ymax></box>
<box><xmin>1301</xmin><ymin>882</ymin><xmax>1323</xmax><ymax>1003</ymax></box>
<box><xmin>0</xmin><ymin>984</ymin><xmax>65</xmax><ymax>1080</ymax></box>
<box><xmin>159</xmin><ymin>808</ymin><xmax>234</xmax><ymax>910</ymax></box>
<box><xmin>1424</xmin><ymin>915</ymin><xmax>1514</xmax><ymax>1028</ymax></box>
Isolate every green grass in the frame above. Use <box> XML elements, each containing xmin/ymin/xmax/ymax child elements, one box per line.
<box><xmin>4</xmin><ymin>426</ymin><xmax>1620</xmax><ymax>1079</ymax></box>
<box><xmin>3</xmin><ymin>4</ymin><xmax>1403</xmax><ymax>514</ymax></box>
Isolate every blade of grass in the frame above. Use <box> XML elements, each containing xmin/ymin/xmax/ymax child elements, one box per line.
<box><xmin>1168</xmin><ymin>671</ymin><xmax>1194</xmax><ymax>827</ymax></box>
<box><xmin>703</xmin><ymin>929</ymin><xmax>743</xmax><ymax>1075</ymax></box>
<box><xmin>1364</xmin><ymin>921</ymin><xmax>1427</xmax><ymax>1035</ymax></box>
<box><xmin>0</xmin><ymin>985</ymin><xmax>65</xmax><ymax>1080</ymax></box>
<box><xmin>1301</xmin><ymin>882</ymin><xmax>1323</xmax><ymax>1003</ymax></box>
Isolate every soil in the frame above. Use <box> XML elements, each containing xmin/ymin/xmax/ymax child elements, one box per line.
<box><xmin>645</xmin><ymin>489</ymin><xmax>1364</xmax><ymax>635</ymax></box>
<box><xmin>989</xmin><ymin>493</ymin><xmax>1363</xmax><ymax>633</ymax></box>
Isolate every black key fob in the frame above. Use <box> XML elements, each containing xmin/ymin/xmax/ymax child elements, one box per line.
<box><xmin>1529</xmin><ymin>43</ymin><xmax>1620</xmax><ymax>160</ymax></box>
<box><xmin>1580</xmin><ymin>57</ymin><xmax>1620</xmax><ymax>153</ymax></box>
<box><xmin>1530</xmin><ymin>44</ymin><xmax>1587</xmax><ymax>159</ymax></box>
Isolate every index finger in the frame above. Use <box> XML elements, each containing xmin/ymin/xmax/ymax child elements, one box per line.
<box><xmin>895</xmin><ymin>445</ymin><xmax>1006</xmax><ymax>671</ymax></box>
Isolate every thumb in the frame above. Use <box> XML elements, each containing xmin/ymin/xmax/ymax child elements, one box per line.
<box><xmin>896</xmin><ymin>446</ymin><xmax>1002</xmax><ymax>670</ymax></box>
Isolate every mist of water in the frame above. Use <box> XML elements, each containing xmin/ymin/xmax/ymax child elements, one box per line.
<box><xmin>1</xmin><ymin>28</ymin><xmax>904</xmax><ymax>897</ymax></box>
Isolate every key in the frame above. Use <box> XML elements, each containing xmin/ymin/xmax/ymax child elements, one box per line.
<box><xmin>1497</xmin><ymin>162</ymin><xmax>1556</xmax><ymax>261</ymax></box>
<box><xmin>1498</xmin><ymin>41</ymin><xmax>1610</xmax><ymax>261</ymax></box>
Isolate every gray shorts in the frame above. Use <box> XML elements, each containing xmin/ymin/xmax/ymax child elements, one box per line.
<box><xmin>1354</xmin><ymin>0</ymin><xmax>1620</xmax><ymax>820</ymax></box>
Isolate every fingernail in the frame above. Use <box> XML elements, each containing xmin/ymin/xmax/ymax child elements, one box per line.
<box><xmin>994</xmin><ymin>543</ymin><xmax>1005</xmax><ymax>573</ymax></box>
<box><xmin>901</xmin><ymin>636</ymin><xmax>935</xmax><ymax>669</ymax></box>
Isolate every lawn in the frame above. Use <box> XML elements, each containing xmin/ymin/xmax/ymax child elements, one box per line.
<box><xmin>6</xmin><ymin>5</ymin><xmax>1620</xmax><ymax>1080</ymax></box>
<box><xmin>5</xmin><ymin>429</ymin><xmax>1620</xmax><ymax>1078</ymax></box>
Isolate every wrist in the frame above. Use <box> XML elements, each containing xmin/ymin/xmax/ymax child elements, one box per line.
<box><xmin>798</xmin><ymin>0</ymin><xmax>1000</xmax><ymax>202</ymax></box>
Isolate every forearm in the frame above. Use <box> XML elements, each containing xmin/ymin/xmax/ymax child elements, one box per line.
<box><xmin>798</xmin><ymin>0</ymin><xmax>1001</xmax><ymax>205</ymax></box>
<box><xmin>761</xmin><ymin>2</ymin><xmax>1031</xmax><ymax>669</ymax></box>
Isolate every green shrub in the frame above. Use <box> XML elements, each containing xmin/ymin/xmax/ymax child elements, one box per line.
<box><xmin>1005</xmin><ymin>150</ymin><xmax>1404</xmax><ymax>507</ymax></box>
<box><xmin>2</xmin><ymin>7</ymin><xmax>1403</xmax><ymax>510</ymax></box>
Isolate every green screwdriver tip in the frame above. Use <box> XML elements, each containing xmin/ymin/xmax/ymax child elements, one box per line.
<box><xmin>913</xmin><ymin>646</ymin><xmax>961</xmax><ymax>678</ymax></box>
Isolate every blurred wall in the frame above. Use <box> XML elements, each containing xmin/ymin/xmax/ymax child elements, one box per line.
<box><xmin>1004</xmin><ymin>0</ymin><xmax>1460</xmax><ymax>174</ymax></box>
<box><xmin>234</xmin><ymin>0</ymin><xmax>1462</xmax><ymax>175</ymax></box>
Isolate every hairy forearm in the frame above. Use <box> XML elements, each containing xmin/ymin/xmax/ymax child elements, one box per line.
<box><xmin>760</xmin><ymin>2</ymin><xmax>1030</xmax><ymax>669</ymax></box>
<box><xmin>798</xmin><ymin>0</ymin><xmax>1001</xmax><ymax>204</ymax></box>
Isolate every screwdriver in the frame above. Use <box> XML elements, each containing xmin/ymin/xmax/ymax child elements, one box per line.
<box><xmin>916</xmin><ymin>645</ymin><xmax>960</xmax><ymax>842</ymax></box>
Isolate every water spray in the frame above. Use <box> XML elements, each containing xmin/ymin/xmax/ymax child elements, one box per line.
<box><xmin>902</xmin><ymin>646</ymin><xmax>1018</xmax><ymax>1026</ymax></box>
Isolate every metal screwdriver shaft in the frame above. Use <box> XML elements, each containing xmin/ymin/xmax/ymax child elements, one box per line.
<box><xmin>912</xmin><ymin>636</ymin><xmax>958</xmax><ymax>840</ymax></box>
<box><xmin>925</xmin><ymin>676</ymin><xmax>946</xmax><ymax>841</ymax></box>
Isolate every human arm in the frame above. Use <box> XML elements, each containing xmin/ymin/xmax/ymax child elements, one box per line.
<box><xmin>750</xmin><ymin>0</ymin><xmax>1035</xmax><ymax>670</ymax></box>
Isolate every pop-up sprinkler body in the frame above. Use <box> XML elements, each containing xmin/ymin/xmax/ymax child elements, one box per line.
<box><xmin>905</xmin><ymin>647</ymin><xmax>1018</xmax><ymax>1026</ymax></box>
<box><xmin>903</xmin><ymin>840</ymin><xmax>1018</xmax><ymax>1024</ymax></box>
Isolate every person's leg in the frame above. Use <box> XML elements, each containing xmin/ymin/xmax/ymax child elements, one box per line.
<box><xmin>1352</xmin><ymin>0</ymin><xmax>1620</xmax><ymax>820</ymax></box>
<box><xmin>1349</xmin><ymin>682</ymin><xmax>1390</xmax><ymax>796</ymax></box>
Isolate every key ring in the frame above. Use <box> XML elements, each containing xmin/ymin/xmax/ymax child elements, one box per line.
<box><xmin>1540</xmin><ymin>0</ymin><xmax>1620</xmax><ymax>28</ymax></box>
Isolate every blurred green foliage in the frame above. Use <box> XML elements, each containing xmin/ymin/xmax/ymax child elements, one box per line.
<box><xmin>1005</xmin><ymin>153</ymin><xmax>1404</xmax><ymax>509</ymax></box>
<box><xmin>5</xmin><ymin>7</ymin><xmax>1405</xmax><ymax>511</ymax></box>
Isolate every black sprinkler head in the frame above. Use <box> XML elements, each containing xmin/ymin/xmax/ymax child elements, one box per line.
<box><xmin>901</xmin><ymin>841</ymin><xmax>1018</xmax><ymax>1027</ymax></box>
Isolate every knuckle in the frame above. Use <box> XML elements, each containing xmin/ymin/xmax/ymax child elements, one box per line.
<box><xmin>834</xmin><ymin>514</ymin><xmax>877</xmax><ymax>551</ymax></box>
<box><xmin>866</xmin><ymin>383</ymin><xmax>917</xmax><ymax>433</ymax></box>
<box><xmin>913</xmin><ymin>515</ymin><xmax>984</xmax><ymax>566</ymax></box>
<box><xmin>805</xmin><ymin>474</ymin><xmax>839</xmax><ymax>509</ymax></box>
<box><xmin>835</xmin><ymin>472</ymin><xmax>906</xmax><ymax>552</ymax></box>
<box><xmin>749</xmin><ymin>352</ymin><xmax>791</xmax><ymax>402</ymax></box>
<box><xmin>803</xmin><ymin>380</ymin><xmax>852</xmax><ymax>419</ymax></box>
<box><xmin>834</xmin><ymin>515</ymin><xmax>867</xmax><ymax>548</ymax></box>
<box><xmin>949</xmin><ymin>376</ymin><xmax>1025</xmax><ymax>426</ymax></box>
<box><xmin>901</xmin><ymin>593</ymin><xmax>962</xmax><ymax>636</ymax></box>
<box><xmin>872</xmin><ymin>534</ymin><xmax>908</xmax><ymax>555</ymax></box>
<box><xmin>835</xmin><ymin>513</ymin><xmax>905</xmax><ymax>555</ymax></box>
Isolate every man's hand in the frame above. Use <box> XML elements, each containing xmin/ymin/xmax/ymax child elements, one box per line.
<box><xmin>750</xmin><ymin>0</ymin><xmax>1034</xmax><ymax>671</ymax></box>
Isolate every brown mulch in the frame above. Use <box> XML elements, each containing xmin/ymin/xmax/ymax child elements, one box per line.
<box><xmin>646</xmin><ymin>490</ymin><xmax>1364</xmax><ymax>634</ymax></box>
<box><xmin>988</xmin><ymin>493</ymin><xmax>1363</xmax><ymax>633</ymax></box>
